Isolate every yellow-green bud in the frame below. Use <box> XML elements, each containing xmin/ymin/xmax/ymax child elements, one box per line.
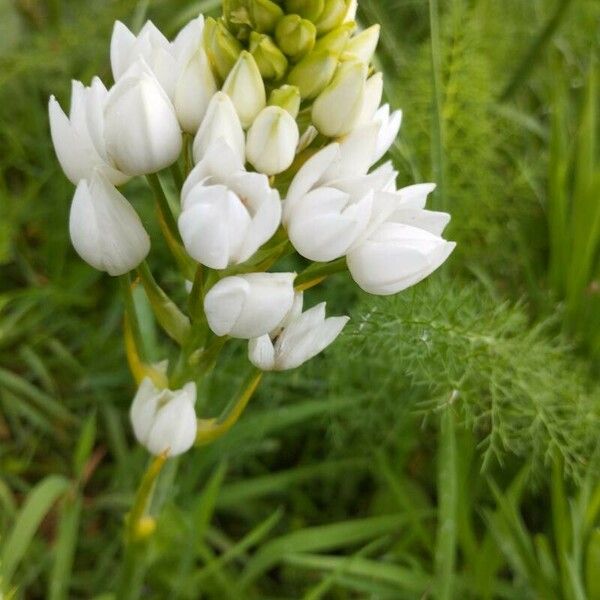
<box><xmin>313</xmin><ymin>22</ymin><xmax>354</xmax><ymax>55</ymax></box>
<box><xmin>275</xmin><ymin>15</ymin><xmax>317</xmax><ymax>62</ymax></box>
<box><xmin>344</xmin><ymin>25</ymin><xmax>380</xmax><ymax>64</ymax></box>
<box><xmin>249</xmin><ymin>0</ymin><xmax>284</xmax><ymax>33</ymax></box>
<box><xmin>312</xmin><ymin>60</ymin><xmax>367</xmax><ymax>137</ymax></box>
<box><xmin>222</xmin><ymin>51</ymin><xmax>267</xmax><ymax>127</ymax></box>
<box><xmin>249</xmin><ymin>32</ymin><xmax>288</xmax><ymax>80</ymax></box>
<box><xmin>287</xmin><ymin>49</ymin><xmax>338</xmax><ymax>99</ymax></box>
<box><xmin>314</xmin><ymin>0</ymin><xmax>351</xmax><ymax>35</ymax></box>
<box><xmin>204</xmin><ymin>17</ymin><xmax>243</xmax><ymax>81</ymax></box>
<box><xmin>285</xmin><ymin>0</ymin><xmax>324</xmax><ymax>22</ymax></box>
<box><xmin>269</xmin><ymin>85</ymin><xmax>301</xmax><ymax>118</ymax></box>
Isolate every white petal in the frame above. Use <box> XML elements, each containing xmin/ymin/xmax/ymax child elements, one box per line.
<box><xmin>110</xmin><ymin>21</ymin><xmax>137</xmax><ymax>81</ymax></box>
<box><xmin>373</xmin><ymin>106</ymin><xmax>403</xmax><ymax>164</ymax></box>
<box><xmin>396</xmin><ymin>183</ymin><xmax>437</xmax><ymax>210</ymax></box>
<box><xmin>248</xmin><ymin>335</ymin><xmax>276</xmax><ymax>371</ymax></box>
<box><xmin>130</xmin><ymin>378</ymin><xmax>160</xmax><ymax>445</ymax></box>
<box><xmin>390</xmin><ymin>208</ymin><xmax>451</xmax><ymax>236</ymax></box>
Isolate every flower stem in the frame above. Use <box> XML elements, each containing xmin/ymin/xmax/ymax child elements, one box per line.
<box><xmin>295</xmin><ymin>257</ymin><xmax>347</xmax><ymax>291</ymax></box>
<box><xmin>119</xmin><ymin>274</ymin><xmax>146</xmax><ymax>362</ymax></box>
<box><xmin>196</xmin><ymin>370</ymin><xmax>263</xmax><ymax>446</ymax></box>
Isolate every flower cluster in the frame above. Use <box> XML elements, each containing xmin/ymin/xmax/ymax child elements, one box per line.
<box><xmin>49</xmin><ymin>1</ymin><xmax>455</xmax><ymax>458</ymax></box>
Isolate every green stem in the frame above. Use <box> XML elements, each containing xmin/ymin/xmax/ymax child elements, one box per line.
<box><xmin>170</xmin><ymin>162</ymin><xmax>184</xmax><ymax>191</ymax></box>
<box><xmin>428</xmin><ymin>0</ymin><xmax>447</xmax><ymax>212</ymax></box>
<box><xmin>295</xmin><ymin>257</ymin><xmax>348</xmax><ymax>290</ymax></box>
<box><xmin>119</xmin><ymin>274</ymin><xmax>146</xmax><ymax>362</ymax></box>
<box><xmin>146</xmin><ymin>173</ymin><xmax>179</xmax><ymax>240</ymax></box>
<box><xmin>188</xmin><ymin>265</ymin><xmax>205</xmax><ymax>323</ymax></box>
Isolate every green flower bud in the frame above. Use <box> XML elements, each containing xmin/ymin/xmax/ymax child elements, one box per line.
<box><xmin>285</xmin><ymin>0</ymin><xmax>324</xmax><ymax>22</ymax></box>
<box><xmin>286</xmin><ymin>49</ymin><xmax>338</xmax><ymax>99</ymax></box>
<box><xmin>222</xmin><ymin>50</ymin><xmax>267</xmax><ymax>127</ymax></box>
<box><xmin>314</xmin><ymin>0</ymin><xmax>351</xmax><ymax>35</ymax></box>
<box><xmin>313</xmin><ymin>22</ymin><xmax>354</xmax><ymax>55</ymax></box>
<box><xmin>344</xmin><ymin>24</ymin><xmax>380</xmax><ymax>64</ymax></box>
<box><xmin>249</xmin><ymin>32</ymin><xmax>288</xmax><ymax>80</ymax></box>
<box><xmin>312</xmin><ymin>59</ymin><xmax>367</xmax><ymax>137</ymax></box>
<box><xmin>275</xmin><ymin>15</ymin><xmax>317</xmax><ymax>62</ymax></box>
<box><xmin>249</xmin><ymin>0</ymin><xmax>284</xmax><ymax>33</ymax></box>
<box><xmin>269</xmin><ymin>84</ymin><xmax>301</xmax><ymax>118</ymax></box>
<box><xmin>204</xmin><ymin>17</ymin><xmax>243</xmax><ymax>80</ymax></box>
<box><xmin>222</xmin><ymin>0</ymin><xmax>252</xmax><ymax>39</ymax></box>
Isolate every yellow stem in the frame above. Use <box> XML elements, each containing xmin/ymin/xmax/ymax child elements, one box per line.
<box><xmin>196</xmin><ymin>371</ymin><xmax>263</xmax><ymax>446</ymax></box>
<box><xmin>124</xmin><ymin>315</ymin><xmax>168</xmax><ymax>389</ymax></box>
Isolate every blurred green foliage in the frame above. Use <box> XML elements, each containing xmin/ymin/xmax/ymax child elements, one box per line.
<box><xmin>1</xmin><ymin>0</ymin><xmax>600</xmax><ymax>598</ymax></box>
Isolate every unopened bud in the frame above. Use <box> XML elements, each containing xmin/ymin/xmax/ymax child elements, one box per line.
<box><xmin>287</xmin><ymin>50</ymin><xmax>338</xmax><ymax>99</ymax></box>
<box><xmin>275</xmin><ymin>15</ymin><xmax>317</xmax><ymax>61</ymax></box>
<box><xmin>203</xmin><ymin>17</ymin><xmax>243</xmax><ymax>80</ymax></box>
<box><xmin>314</xmin><ymin>0</ymin><xmax>351</xmax><ymax>34</ymax></box>
<box><xmin>312</xmin><ymin>60</ymin><xmax>367</xmax><ymax>137</ymax></box>
<box><xmin>249</xmin><ymin>32</ymin><xmax>288</xmax><ymax>80</ymax></box>
<box><xmin>313</xmin><ymin>22</ymin><xmax>354</xmax><ymax>55</ymax></box>
<box><xmin>223</xmin><ymin>51</ymin><xmax>266</xmax><ymax>127</ymax></box>
<box><xmin>269</xmin><ymin>85</ymin><xmax>301</xmax><ymax>118</ymax></box>
<box><xmin>344</xmin><ymin>24</ymin><xmax>380</xmax><ymax>64</ymax></box>
<box><xmin>285</xmin><ymin>0</ymin><xmax>324</xmax><ymax>22</ymax></box>
<box><xmin>246</xmin><ymin>106</ymin><xmax>300</xmax><ymax>175</ymax></box>
<box><xmin>249</xmin><ymin>0</ymin><xmax>284</xmax><ymax>33</ymax></box>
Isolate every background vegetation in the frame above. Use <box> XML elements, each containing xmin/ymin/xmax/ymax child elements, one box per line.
<box><xmin>1</xmin><ymin>0</ymin><xmax>599</xmax><ymax>597</ymax></box>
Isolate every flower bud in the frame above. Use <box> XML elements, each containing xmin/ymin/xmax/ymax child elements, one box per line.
<box><xmin>222</xmin><ymin>51</ymin><xmax>267</xmax><ymax>128</ymax></box>
<box><xmin>285</xmin><ymin>0</ymin><xmax>324</xmax><ymax>22</ymax></box>
<box><xmin>313</xmin><ymin>22</ymin><xmax>354</xmax><ymax>55</ymax></box>
<box><xmin>110</xmin><ymin>21</ymin><xmax>178</xmax><ymax>99</ymax></box>
<box><xmin>249</xmin><ymin>32</ymin><xmax>288</xmax><ymax>81</ymax></box>
<box><xmin>344</xmin><ymin>0</ymin><xmax>358</xmax><ymax>22</ymax></box>
<box><xmin>286</xmin><ymin>50</ymin><xmax>338</xmax><ymax>99</ymax></box>
<box><xmin>249</xmin><ymin>0</ymin><xmax>284</xmax><ymax>33</ymax></box>
<box><xmin>269</xmin><ymin>85</ymin><xmax>301</xmax><ymax>118</ymax></box>
<box><xmin>48</xmin><ymin>79</ymin><xmax>128</xmax><ymax>186</ymax></box>
<box><xmin>347</xmin><ymin>223</ymin><xmax>456</xmax><ymax>295</ymax></box>
<box><xmin>345</xmin><ymin>25</ymin><xmax>380</xmax><ymax>64</ymax></box>
<box><xmin>246</xmin><ymin>106</ymin><xmax>300</xmax><ymax>175</ymax></box>
<box><xmin>193</xmin><ymin>92</ymin><xmax>245</xmax><ymax>164</ymax></box>
<box><xmin>130</xmin><ymin>379</ymin><xmax>197</xmax><ymax>457</ymax></box>
<box><xmin>357</xmin><ymin>72</ymin><xmax>383</xmax><ymax>125</ymax></box>
<box><xmin>204</xmin><ymin>273</ymin><xmax>296</xmax><ymax>339</ymax></box>
<box><xmin>314</xmin><ymin>0</ymin><xmax>351</xmax><ymax>34</ymax></box>
<box><xmin>174</xmin><ymin>47</ymin><xmax>218</xmax><ymax>134</ymax></box>
<box><xmin>249</xmin><ymin>297</ymin><xmax>349</xmax><ymax>371</ymax></box>
<box><xmin>69</xmin><ymin>171</ymin><xmax>150</xmax><ymax>276</ymax></box>
<box><xmin>203</xmin><ymin>17</ymin><xmax>243</xmax><ymax>80</ymax></box>
<box><xmin>104</xmin><ymin>62</ymin><xmax>182</xmax><ymax>175</ymax></box>
<box><xmin>179</xmin><ymin>146</ymin><xmax>281</xmax><ymax>269</ymax></box>
<box><xmin>275</xmin><ymin>15</ymin><xmax>316</xmax><ymax>61</ymax></box>
<box><xmin>312</xmin><ymin>60</ymin><xmax>367</xmax><ymax>137</ymax></box>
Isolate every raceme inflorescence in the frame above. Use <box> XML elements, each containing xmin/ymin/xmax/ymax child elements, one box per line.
<box><xmin>49</xmin><ymin>0</ymin><xmax>455</xmax><ymax>460</ymax></box>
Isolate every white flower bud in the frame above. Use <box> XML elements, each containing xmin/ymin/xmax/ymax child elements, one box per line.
<box><xmin>347</xmin><ymin>223</ymin><xmax>455</xmax><ymax>295</ymax></box>
<box><xmin>249</xmin><ymin>296</ymin><xmax>349</xmax><ymax>371</ymax></box>
<box><xmin>130</xmin><ymin>378</ymin><xmax>197</xmax><ymax>457</ymax></box>
<box><xmin>246</xmin><ymin>106</ymin><xmax>300</xmax><ymax>176</ymax></box>
<box><xmin>345</xmin><ymin>25</ymin><xmax>380</xmax><ymax>64</ymax></box>
<box><xmin>312</xmin><ymin>60</ymin><xmax>367</xmax><ymax>137</ymax></box>
<box><xmin>104</xmin><ymin>61</ymin><xmax>182</xmax><ymax>175</ymax></box>
<box><xmin>204</xmin><ymin>273</ymin><xmax>296</xmax><ymax>339</ymax></box>
<box><xmin>69</xmin><ymin>171</ymin><xmax>150</xmax><ymax>276</ymax></box>
<box><xmin>174</xmin><ymin>48</ymin><xmax>218</xmax><ymax>134</ymax></box>
<box><xmin>357</xmin><ymin>73</ymin><xmax>383</xmax><ymax>125</ymax></box>
<box><xmin>222</xmin><ymin>51</ymin><xmax>267</xmax><ymax>128</ymax></box>
<box><xmin>179</xmin><ymin>144</ymin><xmax>281</xmax><ymax>269</ymax></box>
<box><xmin>193</xmin><ymin>92</ymin><xmax>245</xmax><ymax>164</ymax></box>
<box><xmin>372</xmin><ymin>104</ymin><xmax>403</xmax><ymax>164</ymax></box>
<box><xmin>48</xmin><ymin>79</ymin><xmax>128</xmax><ymax>185</ymax></box>
<box><xmin>111</xmin><ymin>21</ymin><xmax>178</xmax><ymax>99</ymax></box>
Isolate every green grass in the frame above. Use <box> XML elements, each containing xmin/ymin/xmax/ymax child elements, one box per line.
<box><xmin>1</xmin><ymin>0</ymin><xmax>600</xmax><ymax>598</ymax></box>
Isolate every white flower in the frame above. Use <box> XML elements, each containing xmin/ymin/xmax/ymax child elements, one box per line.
<box><xmin>372</xmin><ymin>104</ymin><xmax>403</xmax><ymax>164</ymax></box>
<box><xmin>357</xmin><ymin>73</ymin><xmax>383</xmax><ymax>126</ymax></box>
<box><xmin>346</xmin><ymin>184</ymin><xmax>454</xmax><ymax>295</ymax></box>
<box><xmin>193</xmin><ymin>92</ymin><xmax>245</xmax><ymax>165</ymax></box>
<box><xmin>283</xmin><ymin>144</ymin><xmax>397</xmax><ymax>262</ymax></box>
<box><xmin>345</xmin><ymin>25</ymin><xmax>381</xmax><ymax>64</ymax></box>
<box><xmin>178</xmin><ymin>142</ymin><xmax>281</xmax><ymax>269</ymax></box>
<box><xmin>111</xmin><ymin>18</ymin><xmax>217</xmax><ymax>134</ymax></box>
<box><xmin>69</xmin><ymin>170</ymin><xmax>150</xmax><ymax>276</ymax></box>
<box><xmin>246</xmin><ymin>106</ymin><xmax>300</xmax><ymax>175</ymax></box>
<box><xmin>249</xmin><ymin>294</ymin><xmax>349</xmax><ymax>371</ymax></box>
<box><xmin>104</xmin><ymin>60</ymin><xmax>182</xmax><ymax>175</ymax></box>
<box><xmin>222</xmin><ymin>51</ymin><xmax>266</xmax><ymax>128</ymax></box>
<box><xmin>48</xmin><ymin>78</ymin><xmax>129</xmax><ymax>185</ymax></box>
<box><xmin>130</xmin><ymin>378</ymin><xmax>197</xmax><ymax>457</ymax></box>
<box><xmin>312</xmin><ymin>60</ymin><xmax>367</xmax><ymax>138</ymax></box>
<box><xmin>204</xmin><ymin>273</ymin><xmax>296</xmax><ymax>339</ymax></box>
